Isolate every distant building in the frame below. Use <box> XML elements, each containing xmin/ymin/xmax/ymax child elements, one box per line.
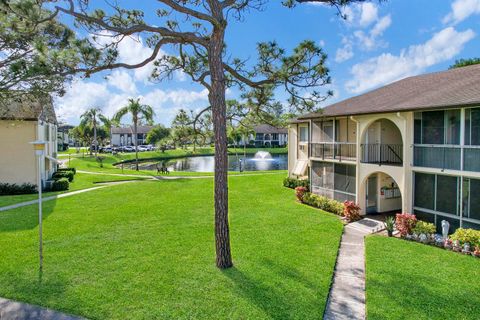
<box><xmin>0</xmin><ymin>94</ymin><xmax>58</xmax><ymax>187</ymax></box>
<box><xmin>111</xmin><ymin>125</ymin><xmax>154</xmax><ymax>146</ymax></box>
<box><xmin>57</xmin><ymin>124</ymin><xmax>74</xmax><ymax>151</ymax></box>
<box><xmin>242</xmin><ymin>124</ymin><xmax>288</xmax><ymax>147</ymax></box>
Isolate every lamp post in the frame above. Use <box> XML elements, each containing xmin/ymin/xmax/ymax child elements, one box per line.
<box><xmin>30</xmin><ymin>140</ymin><xmax>46</xmax><ymax>276</ymax></box>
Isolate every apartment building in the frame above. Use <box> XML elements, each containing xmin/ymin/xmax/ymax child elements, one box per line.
<box><xmin>288</xmin><ymin>64</ymin><xmax>480</xmax><ymax>231</ymax></box>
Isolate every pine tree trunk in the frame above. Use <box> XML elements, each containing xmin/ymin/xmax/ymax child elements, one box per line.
<box><xmin>209</xmin><ymin>20</ymin><xmax>233</xmax><ymax>269</ymax></box>
<box><xmin>93</xmin><ymin>118</ymin><xmax>97</xmax><ymax>158</ymax></box>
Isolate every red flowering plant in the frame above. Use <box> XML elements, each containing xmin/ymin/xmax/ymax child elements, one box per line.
<box><xmin>343</xmin><ymin>201</ymin><xmax>361</xmax><ymax>222</ymax></box>
<box><xmin>295</xmin><ymin>186</ymin><xmax>308</xmax><ymax>202</ymax></box>
<box><xmin>395</xmin><ymin>213</ymin><xmax>417</xmax><ymax>237</ymax></box>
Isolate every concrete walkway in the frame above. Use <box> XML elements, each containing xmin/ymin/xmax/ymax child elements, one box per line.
<box><xmin>0</xmin><ymin>298</ymin><xmax>84</xmax><ymax>320</ymax></box>
<box><xmin>324</xmin><ymin>218</ymin><xmax>385</xmax><ymax>320</ymax></box>
<box><xmin>0</xmin><ymin>180</ymin><xmax>137</xmax><ymax>212</ymax></box>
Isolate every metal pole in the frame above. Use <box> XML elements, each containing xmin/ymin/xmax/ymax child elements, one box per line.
<box><xmin>38</xmin><ymin>155</ymin><xmax>43</xmax><ymax>275</ymax></box>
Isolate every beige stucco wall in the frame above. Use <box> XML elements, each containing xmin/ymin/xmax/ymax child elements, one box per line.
<box><xmin>0</xmin><ymin>120</ymin><xmax>57</xmax><ymax>186</ymax></box>
<box><xmin>0</xmin><ymin>120</ymin><xmax>38</xmax><ymax>185</ymax></box>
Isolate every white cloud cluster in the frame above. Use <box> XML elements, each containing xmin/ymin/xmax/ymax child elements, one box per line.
<box><xmin>345</xmin><ymin>27</ymin><xmax>475</xmax><ymax>93</ymax></box>
<box><xmin>443</xmin><ymin>0</ymin><xmax>480</xmax><ymax>25</ymax></box>
<box><xmin>335</xmin><ymin>3</ymin><xmax>392</xmax><ymax>63</ymax></box>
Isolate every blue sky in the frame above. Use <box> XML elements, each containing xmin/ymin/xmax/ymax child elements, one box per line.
<box><xmin>55</xmin><ymin>0</ymin><xmax>480</xmax><ymax>126</ymax></box>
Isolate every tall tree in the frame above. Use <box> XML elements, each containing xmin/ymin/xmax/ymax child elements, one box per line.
<box><xmin>114</xmin><ymin>98</ymin><xmax>155</xmax><ymax>171</ymax></box>
<box><xmin>0</xmin><ymin>0</ymin><xmax>101</xmax><ymax>97</ymax></box>
<box><xmin>29</xmin><ymin>0</ymin><xmax>364</xmax><ymax>269</ymax></box>
<box><xmin>146</xmin><ymin>125</ymin><xmax>171</xmax><ymax>146</ymax></box>
<box><xmin>171</xmin><ymin>109</ymin><xmax>194</xmax><ymax>150</ymax></box>
<box><xmin>450</xmin><ymin>58</ymin><xmax>480</xmax><ymax>69</ymax></box>
<box><xmin>80</xmin><ymin>108</ymin><xmax>109</xmax><ymax>157</ymax></box>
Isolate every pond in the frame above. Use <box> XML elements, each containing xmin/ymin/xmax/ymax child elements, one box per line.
<box><xmin>120</xmin><ymin>152</ymin><xmax>288</xmax><ymax>172</ymax></box>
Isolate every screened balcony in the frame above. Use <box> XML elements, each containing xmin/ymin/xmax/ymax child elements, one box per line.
<box><xmin>311</xmin><ymin>117</ymin><xmax>357</xmax><ymax>161</ymax></box>
<box><xmin>413</xmin><ymin>108</ymin><xmax>480</xmax><ymax>172</ymax></box>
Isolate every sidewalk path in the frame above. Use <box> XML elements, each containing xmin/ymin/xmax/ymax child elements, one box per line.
<box><xmin>0</xmin><ymin>181</ymin><xmax>134</xmax><ymax>213</ymax></box>
<box><xmin>324</xmin><ymin>218</ymin><xmax>385</xmax><ymax>320</ymax></box>
<box><xmin>0</xmin><ymin>298</ymin><xmax>84</xmax><ymax>320</ymax></box>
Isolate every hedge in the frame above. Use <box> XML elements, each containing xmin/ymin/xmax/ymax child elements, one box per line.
<box><xmin>57</xmin><ymin>167</ymin><xmax>76</xmax><ymax>174</ymax></box>
<box><xmin>0</xmin><ymin>183</ymin><xmax>37</xmax><ymax>195</ymax></box>
<box><xmin>53</xmin><ymin>171</ymin><xmax>74</xmax><ymax>182</ymax></box>
<box><xmin>283</xmin><ymin>177</ymin><xmax>309</xmax><ymax>190</ymax></box>
<box><xmin>51</xmin><ymin>178</ymin><xmax>69</xmax><ymax>191</ymax></box>
<box><xmin>301</xmin><ymin>192</ymin><xmax>344</xmax><ymax>216</ymax></box>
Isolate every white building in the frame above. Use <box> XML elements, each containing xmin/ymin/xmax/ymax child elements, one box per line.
<box><xmin>0</xmin><ymin>94</ymin><xmax>58</xmax><ymax>187</ymax></box>
<box><xmin>111</xmin><ymin>125</ymin><xmax>153</xmax><ymax>146</ymax></box>
<box><xmin>241</xmin><ymin>124</ymin><xmax>288</xmax><ymax>147</ymax></box>
<box><xmin>288</xmin><ymin>64</ymin><xmax>480</xmax><ymax>232</ymax></box>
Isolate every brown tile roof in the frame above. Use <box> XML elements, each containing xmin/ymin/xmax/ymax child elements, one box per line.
<box><xmin>111</xmin><ymin>125</ymin><xmax>154</xmax><ymax>134</ymax></box>
<box><xmin>253</xmin><ymin>124</ymin><xmax>288</xmax><ymax>134</ymax></box>
<box><xmin>0</xmin><ymin>93</ymin><xmax>56</xmax><ymax>123</ymax></box>
<box><xmin>299</xmin><ymin>64</ymin><xmax>480</xmax><ymax>119</ymax></box>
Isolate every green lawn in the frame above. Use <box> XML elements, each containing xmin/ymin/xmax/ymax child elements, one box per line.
<box><xmin>0</xmin><ymin>173</ymin><xmax>148</xmax><ymax>207</ymax></box>
<box><xmin>366</xmin><ymin>236</ymin><xmax>480</xmax><ymax>320</ymax></box>
<box><xmin>0</xmin><ymin>174</ymin><xmax>342</xmax><ymax>319</ymax></box>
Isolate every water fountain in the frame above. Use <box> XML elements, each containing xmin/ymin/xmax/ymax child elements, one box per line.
<box><xmin>253</xmin><ymin>151</ymin><xmax>274</xmax><ymax>161</ymax></box>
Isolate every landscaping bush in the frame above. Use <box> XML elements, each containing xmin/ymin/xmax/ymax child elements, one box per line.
<box><xmin>53</xmin><ymin>170</ymin><xmax>74</xmax><ymax>182</ymax></box>
<box><xmin>0</xmin><ymin>183</ymin><xmax>37</xmax><ymax>195</ymax></box>
<box><xmin>301</xmin><ymin>192</ymin><xmax>344</xmax><ymax>216</ymax></box>
<box><xmin>283</xmin><ymin>177</ymin><xmax>309</xmax><ymax>190</ymax></box>
<box><xmin>450</xmin><ymin>228</ymin><xmax>480</xmax><ymax>246</ymax></box>
<box><xmin>343</xmin><ymin>201</ymin><xmax>361</xmax><ymax>222</ymax></box>
<box><xmin>57</xmin><ymin>167</ymin><xmax>76</xmax><ymax>174</ymax></box>
<box><xmin>412</xmin><ymin>221</ymin><xmax>436</xmax><ymax>235</ymax></box>
<box><xmin>51</xmin><ymin>178</ymin><xmax>69</xmax><ymax>191</ymax></box>
<box><xmin>295</xmin><ymin>186</ymin><xmax>307</xmax><ymax>202</ymax></box>
<box><xmin>395</xmin><ymin>213</ymin><xmax>417</xmax><ymax>236</ymax></box>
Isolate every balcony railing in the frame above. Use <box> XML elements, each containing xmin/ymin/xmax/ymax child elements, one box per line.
<box><xmin>311</xmin><ymin>142</ymin><xmax>356</xmax><ymax>161</ymax></box>
<box><xmin>413</xmin><ymin>145</ymin><xmax>480</xmax><ymax>172</ymax></box>
<box><xmin>361</xmin><ymin>144</ymin><xmax>403</xmax><ymax>165</ymax></box>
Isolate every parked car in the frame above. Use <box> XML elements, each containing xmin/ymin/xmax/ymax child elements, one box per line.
<box><xmin>123</xmin><ymin>146</ymin><xmax>135</xmax><ymax>152</ymax></box>
<box><xmin>137</xmin><ymin>145</ymin><xmax>149</xmax><ymax>152</ymax></box>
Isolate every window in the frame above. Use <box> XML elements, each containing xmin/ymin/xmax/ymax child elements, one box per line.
<box><xmin>299</xmin><ymin>126</ymin><xmax>309</xmax><ymax>142</ymax></box>
<box><xmin>465</xmin><ymin>178</ymin><xmax>480</xmax><ymax>221</ymax></box>
<box><xmin>334</xmin><ymin>163</ymin><xmax>356</xmax><ymax>195</ymax></box>
<box><xmin>422</xmin><ymin>110</ymin><xmax>445</xmax><ymax>144</ymax></box>
<box><xmin>465</xmin><ymin>108</ymin><xmax>480</xmax><ymax>145</ymax></box>
<box><xmin>414</xmin><ymin>172</ymin><xmax>435</xmax><ymax>210</ymax></box>
<box><xmin>414</xmin><ymin>110</ymin><xmax>461</xmax><ymax>145</ymax></box>
<box><xmin>436</xmin><ymin>175</ymin><xmax>458</xmax><ymax>215</ymax></box>
<box><xmin>256</xmin><ymin>133</ymin><xmax>264</xmax><ymax>141</ymax></box>
<box><xmin>272</xmin><ymin>133</ymin><xmax>278</xmax><ymax>140</ymax></box>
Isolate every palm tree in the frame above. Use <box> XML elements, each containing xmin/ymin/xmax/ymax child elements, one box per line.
<box><xmin>114</xmin><ymin>98</ymin><xmax>155</xmax><ymax>170</ymax></box>
<box><xmin>80</xmin><ymin>108</ymin><xmax>109</xmax><ymax>157</ymax></box>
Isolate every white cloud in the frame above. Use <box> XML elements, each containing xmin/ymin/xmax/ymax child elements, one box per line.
<box><xmin>107</xmin><ymin>70</ymin><xmax>137</xmax><ymax>94</ymax></box>
<box><xmin>55</xmin><ymin>79</ymin><xmax>210</xmax><ymax>126</ymax></box>
<box><xmin>359</xmin><ymin>3</ymin><xmax>379</xmax><ymax>27</ymax></box>
<box><xmin>335</xmin><ymin>37</ymin><xmax>354</xmax><ymax>62</ymax></box>
<box><xmin>345</xmin><ymin>27</ymin><xmax>475</xmax><ymax>93</ymax></box>
<box><xmin>443</xmin><ymin>0</ymin><xmax>480</xmax><ymax>24</ymax></box>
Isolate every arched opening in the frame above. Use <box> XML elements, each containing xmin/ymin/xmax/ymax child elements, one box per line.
<box><xmin>364</xmin><ymin>172</ymin><xmax>402</xmax><ymax>215</ymax></box>
<box><xmin>361</xmin><ymin>119</ymin><xmax>403</xmax><ymax>165</ymax></box>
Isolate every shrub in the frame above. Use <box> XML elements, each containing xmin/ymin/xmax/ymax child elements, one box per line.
<box><xmin>295</xmin><ymin>186</ymin><xmax>307</xmax><ymax>202</ymax></box>
<box><xmin>385</xmin><ymin>216</ymin><xmax>395</xmax><ymax>236</ymax></box>
<box><xmin>412</xmin><ymin>221</ymin><xmax>436</xmax><ymax>235</ymax></box>
<box><xmin>395</xmin><ymin>213</ymin><xmax>417</xmax><ymax>237</ymax></box>
<box><xmin>0</xmin><ymin>183</ymin><xmax>37</xmax><ymax>195</ymax></box>
<box><xmin>57</xmin><ymin>167</ymin><xmax>76</xmax><ymax>174</ymax></box>
<box><xmin>343</xmin><ymin>201</ymin><xmax>361</xmax><ymax>222</ymax></box>
<box><xmin>53</xmin><ymin>171</ymin><xmax>74</xmax><ymax>182</ymax></box>
<box><xmin>301</xmin><ymin>192</ymin><xmax>344</xmax><ymax>216</ymax></box>
<box><xmin>51</xmin><ymin>178</ymin><xmax>69</xmax><ymax>191</ymax></box>
<box><xmin>283</xmin><ymin>177</ymin><xmax>309</xmax><ymax>191</ymax></box>
<box><xmin>450</xmin><ymin>228</ymin><xmax>480</xmax><ymax>245</ymax></box>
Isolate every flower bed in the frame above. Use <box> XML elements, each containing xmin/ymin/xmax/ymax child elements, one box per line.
<box><xmin>396</xmin><ymin>213</ymin><xmax>480</xmax><ymax>258</ymax></box>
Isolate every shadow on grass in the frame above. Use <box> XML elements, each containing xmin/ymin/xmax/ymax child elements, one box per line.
<box><xmin>222</xmin><ymin>264</ymin><xmax>322</xmax><ymax>320</ymax></box>
<box><xmin>0</xmin><ymin>197</ymin><xmax>57</xmax><ymax>233</ymax></box>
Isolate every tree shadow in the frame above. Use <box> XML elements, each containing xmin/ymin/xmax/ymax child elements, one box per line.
<box><xmin>0</xmin><ymin>197</ymin><xmax>57</xmax><ymax>233</ymax></box>
<box><xmin>222</xmin><ymin>262</ymin><xmax>324</xmax><ymax>320</ymax></box>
